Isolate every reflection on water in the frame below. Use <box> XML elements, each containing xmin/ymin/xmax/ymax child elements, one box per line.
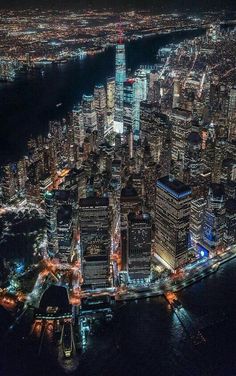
<box><xmin>0</xmin><ymin>29</ymin><xmax>204</xmax><ymax>163</ymax></box>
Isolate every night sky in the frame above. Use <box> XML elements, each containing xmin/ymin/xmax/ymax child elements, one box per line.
<box><xmin>0</xmin><ymin>0</ymin><xmax>236</xmax><ymax>11</ymax></box>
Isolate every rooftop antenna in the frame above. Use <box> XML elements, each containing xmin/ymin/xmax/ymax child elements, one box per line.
<box><xmin>118</xmin><ymin>17</ymin><xmax>123</xmax><ymax>44</ymax></box>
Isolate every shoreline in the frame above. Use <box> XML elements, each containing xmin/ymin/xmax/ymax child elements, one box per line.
<box><xmin>115</xmin><ymin>251</ymin><xmax>236</xmax><ymax>301</ymax></box>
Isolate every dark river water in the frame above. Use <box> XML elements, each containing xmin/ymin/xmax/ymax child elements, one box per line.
<box><xmin>2</xmin><ymin>258</ymin><xmax>236</xmax><ymax>376</ymax></box>
<box><xmin>0</xmin><ymin>28</ymin><xmax>204</xmax><ymax>164</ymax></box>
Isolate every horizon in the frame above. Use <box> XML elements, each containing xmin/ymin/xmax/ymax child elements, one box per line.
<box><xmin>0</xmin><ymin>0</ymin><xmax>236</xmax><ymax>11</ymax></box>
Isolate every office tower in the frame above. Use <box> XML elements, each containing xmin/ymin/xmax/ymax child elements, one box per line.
<box><xmin>114</xmin><ymin>32</ymin><xmax>126</xmax><ymax>134</ymax></box>
<box><xmin>190</xmin><ymin>198</ymin><xmax>206</xmax><ymax>250</ymax></box>
<box><xmin>72</xmin><ymin>105</ymin><xmax>84</xmax><ymax>148</ymax></box>
<box><xmin>143</xmin><ymin>161</ymin><xmax>158</xmax><ymax>217</ymax></box>
<box><xmin>224</xmin><ymin>199</ymin><xmax>236</xmax><ymax>246</ymax></box>
<box><xmin>114</xmin><ymin>133</ymin><xmax>121</xmax><ymax>151</ymax></box>
<box><xmin>228</xmin><ymin>118</ymin><xmax>236</xmax><ymax>141</ymax></box>
<box><xmin>79</xmin><ymin>197</ymin><xmax>111</xmax><ymax>288</ymax></box>
<box><xmin>170</xmin><ymin>109</ymin><xmax>192</xmax><ymax>179</ymax></box>
<box><xmin>147</xmin><ymin>70</ymin><xmax>160</xmax><ymax>103</ymax></box>
<box><xmin>172</xmin><ymin>79</ymin><xmax>181</xmax><ymax>109</ymax></box>
<box><xmin>94</xmin><ymin>84</ymin><xmax>107</xmax><ymax>142</ymax></box>
<box><xmin>107</xmin><ymin>77</ymin><xmax>115</xmax><ymax>130</ymax></box>
<box><xmin>202</xmin><ymin>184</ymin><xmax>226</xmax><ymax>254</ymax></box>
<box><xmin>225</xmin><ymin>181</ymin><xmax>236</xmax><ymax>200</ymax></box>
<box><xmin>123</xmin><ymin>79</ymin><xmax>137</xmax><ymax>139</ymax></box>
<box><xmin>82</xmin><ymin>94</ymin><xmax>97</xmax><ymax>132</ymax></box>
<box><xmin>127</xmin><ymin>212</ymin><xmax>151</xmax><ymax>282</ymax></box>
<box><xmin>39</xmin><ymin>175</ymin><xmax>53</xmax><ymax>200</ymax></box>
<box><xmin>129</xmin><ymin>173</ymin><xmax>143</xmax><ymax>199</ymax></box>
<box><xmin>140</xmin><ymin>101</ymin><xmax>170</xmax><ymax>164</ymax></box>
<box><xmin>155</xmin><ymin>176</ymin><xmax>192</xmax><ymax>270</ymax></box>
<box><xmin>140</xmin><ymin>101</ymin><xmax>157</xmax><ymax>143</ymax></box>
<box><xmin>212</xmin><ymin>140</ymin><xmax>226</xmax><ymax>183</ymax></box>
<box><xmin>184</xmin><ymin>131</ymin><xmax>202</xmax><ymax>191</ymax></box>
<box><xmin>1</xmin><ymin>163</ymin><xmax>17</xmax><ymax>203</ymax></box>
<box><xmin>135</xmin><ymin>69</ymin><xmax>148</xmax><ymax>102</ymax></box>
<box><xmin>57</xmin><ymin>205</ymin><xmax>73</xmax><ymax>263</ymax></box>
<box><xmin>221</xmin><ymin>158</ymin><xmax>236</xmax><ymax>184</ymax></box>
<box><xmin>45</xmin><ymin>190</ymin><xmax>74</xmax><ymax>261</ymax></box>
<box><xmin>128</xmin><ymin>129</ymin><xmax>134</xmax><ymax>158</ymax></box>
<box><xmin>120</xmin><ymin>186</ymin><xmax>142</xmax><ymax>270</ymax></box>
<box><xmin>228</xmin><ymin>87</ymin><xmax>236</xmax><ymax>118</ymax></box>
<box><xmin>17</xmin><ymin>158</ymin><xmax>27</xmax><ymax>193</ymax></box>
<box><xmin>62</xmin><ymin>168</ymin><xmax>86</xmax><ymax>203</ymax></box>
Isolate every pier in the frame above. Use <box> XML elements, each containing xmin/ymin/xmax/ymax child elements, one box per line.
<box><xmin>164</xmin><ymin>292</ymin><xmax>206</xmax><ymax>346</ymax></box>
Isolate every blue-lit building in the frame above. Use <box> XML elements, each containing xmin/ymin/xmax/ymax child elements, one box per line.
<box><xmin>155</xmin><ymin>176</ymin><xmax>192</xmax><ymax>270</ymax></box>
<box><xmin>202</xmin><ymin>184</ymin><xmax>226</xmax><ymax>253</ymax></box>
<box><xmin>82</xmin><ymin>94</ymin><xmax>97</xmax><ymax>132</ymax></box>
<box><xmin>123</xmin><ymin>78</ymin><xmax>137</xmax><ymax>138</ymax></box>
<box><xmin>114</xmin><ymin>37</ymin><xmax>126</xmax><ymax>134</ymax></box>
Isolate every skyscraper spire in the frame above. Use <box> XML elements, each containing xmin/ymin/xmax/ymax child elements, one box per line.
<box><xmin>118</xmin><ymin>18</ymin><xmax>123</xmax><ymax>45</ymax></box>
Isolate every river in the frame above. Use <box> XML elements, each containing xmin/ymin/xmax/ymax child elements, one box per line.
<box><xmin>1</xmin><ymin>257</ymin><xmax>236</xmax><ymax>376</ymax></box>
<box><xmin>0</xmin><ymin>28</ymin><xmax>205</xmax><ymax>164</ymax></box>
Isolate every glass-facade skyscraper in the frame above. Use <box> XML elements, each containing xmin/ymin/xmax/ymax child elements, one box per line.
<box><xmin>114</xmin><ymin>36</ymin><xmax>126</xmax><ymax>134</ymax></box>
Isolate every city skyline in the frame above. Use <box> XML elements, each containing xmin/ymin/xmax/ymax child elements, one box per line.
<box><xmin>0</xmin><ymin>5</ymin><xmax>236</xmax><ymax>376</ymax></box>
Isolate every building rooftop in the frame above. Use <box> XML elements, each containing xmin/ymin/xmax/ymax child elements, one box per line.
<box><xmin>44</xmin><ymin>189</ymin><xmax>71</xmax><ymax>202</ymax></box>
<box><xmin>187</xmin><ymin>131</ymin><xmax>202</xmax><ymax>144</ymax></box>
<box><xmin>79</xmin><ymin>197</ymin><xmax>109</xmax><ymax>207</ymax></box>
<box><xmin>121</xmin><ymin>186</ymin><xmax>138</xmax><ymax>198</ymax></box>
<box><xmin>226</xmin><ymin>199</ymin><xmax>236</xmax><ymax>213</ymax></box>
<box><xmin>128</xmin><ymin>212</ymin><xmax>151</xmax><ymax>223</ymax></box>
<box><xmin>156</xmin><ymin>175</ymin><xmax>191</xmax><ymax>199</ymax></box>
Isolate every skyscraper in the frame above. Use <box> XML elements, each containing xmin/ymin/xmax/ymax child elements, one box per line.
<box><xmin>127</xmin><ymin>212</ymin><xmax>152</xmax><ymax>282</ymax></box>
<box><xmin>123</xmin><ymin>78</ymin><xmax>137</xmax><ymax>138</ymax></box>
<box><xmin>107</xmin><ymin>77</ymin><xmax>115</xmax><ymax>132</ymax></box>
<box><xmin>228</xmin><ymin>87</ymin><xmax>236</xmax><ymax>118</ymax></box>
<box><xmin>155</xmin><ymin>176</ymin><xmax>191</xmax><ymax>270</ymax></box>
<box><xmin>120</xmin><ymin>186</ymin><xmax>142</xmax><ymax>270</ymax></box>
<box><xmin>202</xmin><ymin>184</ymin><xmax>226</xmax><ymax>254</ymax></box>
<box><xmin>72</xmin><ymin>105</ymin><xmax>84</xmax><ymax>148</ymax></box>
<box><xmin>79</xmin><ymin>197</ymin><xmax>111</xmax><ymax>289</ymax></box>
<box><xmin>45</xmin><ymin>190</ymin><xmax>74</xmax><ymax>261</ymax></box>
<box><xmin>190</xmin><ymin>198</ymin><xmax>206</xmax><ymax>251</ymax></box>
<box><xmin>94</xmin><ymin>84</ymin><xmax>107</xmax><ymax>142</ymax></box>
<box><xmin>114</xmin><ymin>29</ymin><xmax>126</xmax><ymax>134</ymax></box>
<box><xmin>82</xmin><ymin>94</ymin><xmax>97</xmax><ymax>132</ymax></box>
<box><xmin>170</xmin><ymin>109</ymin><xmax>192</xmax><ymax>180</ymax></box>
